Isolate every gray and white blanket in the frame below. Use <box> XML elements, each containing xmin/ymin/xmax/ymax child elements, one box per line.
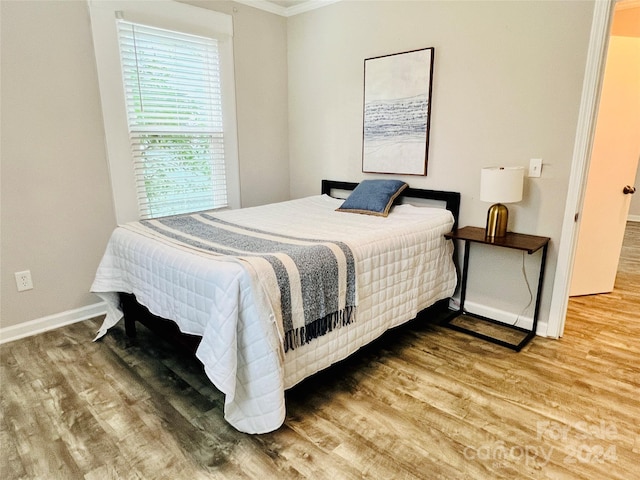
<box><xmin>134</xmin><ymin>212</ymin><xmax>357</xmax><ymax>352</ymax></box>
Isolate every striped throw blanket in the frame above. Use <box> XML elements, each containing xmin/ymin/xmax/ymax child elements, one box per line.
<box><xmin>127</xmin><ymin>212</ymin><xmax>357</xmax><ymax>352</ymax></box>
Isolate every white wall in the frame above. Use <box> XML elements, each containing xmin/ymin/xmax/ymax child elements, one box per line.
<box><xmin>1</xmin><ymin>0</ymin><xmax>117</xmax><ymax>330</ymax></box>
<box><xmin>1</xmin><ymin>0</ymin><xmax>289</xmax><ymax>330</ymax></box>
<box><xmin>0</xmin><ymin>0</ymin><xmax>600</xmax><ymax>337</ymax></box>
<box><xmin>287</xmin><ymin>0</ymin><xmax>595</xmax><ymax>331</ymax></box>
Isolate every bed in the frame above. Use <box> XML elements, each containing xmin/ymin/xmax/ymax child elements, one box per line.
<box><xmin>91</xmin><ymin>179</ymin><xmax>460</xmax><ymax>433</ymax></box>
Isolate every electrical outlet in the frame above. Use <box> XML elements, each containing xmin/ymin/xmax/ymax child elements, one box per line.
<box><xmin>15</xmin><ymin>270</ymin><xmax>33</xmax><ymax>292</ymax></box>
<box><xmin>529</xmin><ymin>158</ymin><xmax>542</xmax><ymax>177</ymax></box>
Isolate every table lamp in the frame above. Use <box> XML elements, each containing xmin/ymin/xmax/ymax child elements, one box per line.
<box><xmin>480</xmin><ymin>166</ymin><xmax>524</xmax><ymax>238</ymax></box>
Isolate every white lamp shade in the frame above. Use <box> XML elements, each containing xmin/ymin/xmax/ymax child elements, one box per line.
<box><xmin>480</xmin><ymin>166</ymin><xmax>524</xmax><ymax>204</ymax></box>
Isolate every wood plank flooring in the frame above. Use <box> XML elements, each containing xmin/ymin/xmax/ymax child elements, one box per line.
<box><xmin>2</xmin><ymin>222</ymin><xmax>638</xmax><ymax>479</ymax></box>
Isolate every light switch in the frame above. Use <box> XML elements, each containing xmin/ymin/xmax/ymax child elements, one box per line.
<box><xmin>529</xmin><ymin>158</ymin><xmax>542</xmax><ymax>177</ymax></box>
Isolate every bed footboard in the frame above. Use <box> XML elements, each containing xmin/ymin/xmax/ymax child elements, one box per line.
<box><xmin>119</xmin><ymin>292</ymin><xmax>201</xmax><ymax>354</ymax></box>
<box><xmin>119</xmin><ymin>292</ymin><xmax>451</xmax><ymax>359</ymax></box>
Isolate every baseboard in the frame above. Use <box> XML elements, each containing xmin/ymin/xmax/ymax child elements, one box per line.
<box><xmin>2</xmin><ymin>296</ymin><xmax>551</xmax><ymax>345</ymax></box>
<box><xmin>0</xmin><ymin>302</ymin><xmax>107</xmax><ymax>345</ymax></box>
<box><xmin>628</xmin><ymin>215</ymin><xmax>640</xmax><ymax>223</ymax></box>
<box><xmin>448</xmin><ymin>299</ymin><xmax>548</xmax><ymax>337</ymax></box>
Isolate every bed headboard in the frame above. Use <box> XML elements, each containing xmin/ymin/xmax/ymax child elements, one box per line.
<box><xmin>321</xmin><ymin>179</ymin><xmax>461</xmax><ymax>231</ymax></box>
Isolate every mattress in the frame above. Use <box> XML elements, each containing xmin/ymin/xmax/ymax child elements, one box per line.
<box><xmin>91</xmin><ymin>194</ymin><xmax>456</xmax><ymax>433</ymax></box>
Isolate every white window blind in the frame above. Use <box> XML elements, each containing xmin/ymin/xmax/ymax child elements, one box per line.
<box><xmin>117</xmin><ymin>20</ymin><xmax>228</xmax><ymax>219</ymax></box>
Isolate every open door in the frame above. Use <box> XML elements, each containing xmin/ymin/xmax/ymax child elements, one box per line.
<box><xmin>570</xmin><ymin>33</ymin><xmax>640</xmax><ymax>297</ymax></box>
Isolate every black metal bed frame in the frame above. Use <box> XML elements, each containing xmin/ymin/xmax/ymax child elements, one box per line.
<box><xmin>321</xmin><ymin>179</ymin><xmax>461</xmax><ymax>230</ymax></box>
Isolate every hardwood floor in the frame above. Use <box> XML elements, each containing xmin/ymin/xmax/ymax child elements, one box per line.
<box><xmin>2</xmin><ymin>223</ymin><xmax>638</xmax><ymax>479</ymax></box>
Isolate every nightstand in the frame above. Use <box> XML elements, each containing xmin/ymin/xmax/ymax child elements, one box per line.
<box><xmin>444</xmin><ymin>226</ymin><xmax>550</xmax><ymax>351</ymax></box>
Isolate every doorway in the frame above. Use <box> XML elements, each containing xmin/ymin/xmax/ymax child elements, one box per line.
<box><xmin>547</xmin><ymin>0</ymin><xmax>639</xmax><ymax>338</ymax></box>
<box><xmin>569</xmin><ymin>3</ymin><xmax>640</xmax><ymax>297</ymax></box>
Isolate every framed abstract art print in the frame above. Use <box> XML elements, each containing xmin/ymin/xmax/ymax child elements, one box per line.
<box><xmin>362</xmin><ymin>47</ymin><xmax>435</xmax><ymax>176</ymax></box>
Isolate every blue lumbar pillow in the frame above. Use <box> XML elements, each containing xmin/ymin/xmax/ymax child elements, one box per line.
<box><xmin>336</xmin><ymin>179</ymin><xmax>408</xmax><ymax>217</ymax></box>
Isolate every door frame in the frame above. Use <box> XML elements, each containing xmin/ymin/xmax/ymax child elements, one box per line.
<box><xmin>547</xmin><ymin>0</ymin><xmax>615</xmax><ymax>338</ymax></box>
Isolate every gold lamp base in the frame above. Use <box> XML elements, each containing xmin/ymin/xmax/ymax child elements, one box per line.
<box><xmin>485</xmin><ymin>203</ymin><xmax>509</xmax><ymax>238</ymax></box>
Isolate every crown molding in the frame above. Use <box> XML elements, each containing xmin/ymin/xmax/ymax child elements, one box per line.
<box><xmin>284</xmin><ymin>0</ymin><xmax>340</xmax><ymax>16</ymax></box>
<box><xmin>233</xmin><ymin>0</ymin><xmax>341</xmax><ymax>17</ymax></box>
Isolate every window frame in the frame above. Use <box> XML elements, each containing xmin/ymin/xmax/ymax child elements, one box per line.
<box><xmin>89</xmin><ymin>0</ymin><xmax>241</xmax><ymax>224</ymax></box>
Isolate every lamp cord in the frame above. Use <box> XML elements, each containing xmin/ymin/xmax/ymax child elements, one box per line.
<box><xmin>512</xmin><ymin>251</ymin><xmax>533</xmax><ymax>327</ymax></box>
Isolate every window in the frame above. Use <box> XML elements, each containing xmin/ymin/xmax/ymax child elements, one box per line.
<box><xmin>89</xmin><ymin>1</ymin><xmax>240</xmax><ymax>223</ymax></box>
<box><xmin>118</xmin><ymin>21</ymin><xmax>227</xmax><ymax>218</ymax></box>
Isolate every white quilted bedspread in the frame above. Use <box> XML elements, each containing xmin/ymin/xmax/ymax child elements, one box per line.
<box><xmin>91</xmin><ymin>195</ymin><xmax>456</xmax><ymax>433</ymax></box>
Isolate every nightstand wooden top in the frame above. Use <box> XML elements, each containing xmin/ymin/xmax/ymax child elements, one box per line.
<box><xmin>445</xmin><ymin>226</ymin><xmax>550</xmax><ymax>254</ymax></box>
